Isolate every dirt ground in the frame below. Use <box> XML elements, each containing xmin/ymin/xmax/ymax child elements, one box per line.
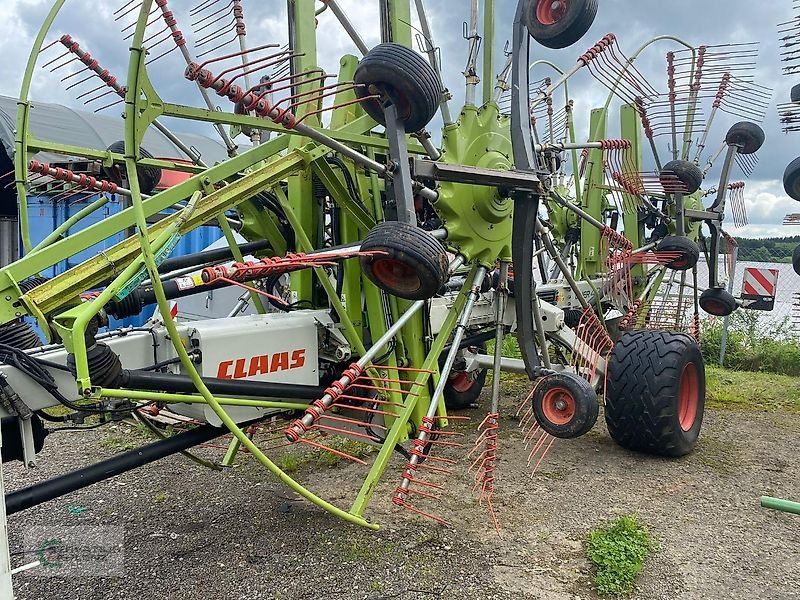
<box><xmin>5</xmin><ymin>391</ymin><xmax>799</xmax><ymax>600</ymax></box>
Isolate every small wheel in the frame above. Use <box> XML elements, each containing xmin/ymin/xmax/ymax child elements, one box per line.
<box><xmin>443</xmin><ymin>365</ymin><xmax>488</xmax><ymax>410</ymax></box>
<box><xmin>792</xmin><ymin>84</ymin><xmax>800</xmax><ymax>103</ymax></box>
<box><xmin>101</xmin><ymin>141</ymin><xmax>162</xmax><ymax>195</ymax></box>
<box><xmin>725</xmin><ymin>122</ymin><xmax>765</xmax><ymax>155</ymax></box>
<box><xmin>524</xmin><ymin>0</ymin><xmax>599</xmax><ymax>50</ymax></box>
<box><xmin>659</xmin><ymin>160</ymin><xmax>703</xmax><ymax>194</ymax></box>
<box><xmin>793</xmin><ymin>245</ymin><xmax>800</xmax><ymax>277</ymax></box>
<box><xmin>360</xmin><ymin>221</ymin><xmax>449</xmax><ymax>300</ymax></box>
<box><xmin>606</xmin><ymin>330</ymin><xmax>705</xmax><ymax>457</ymax></box>
<box><xmin>700</xmin><ymin>288</ymin><xmax>738</xmax><ymax>317</ymax></box>
<box><xmin>783</xmin><ymin>157</ymin><xmax>800</xmax><ymax>202</ymax></box>
<box><xmin>656</xmin><ymin>236</ymin><xmax>700</xmax><ymax>271</ymax></box>
<box><xmin>354</xmin><ymin>43</ymin><xmax>441</xmax><ymax>133</ymax></box>
<box><xmin>532</xmin><ymin>373</ymin><xmax>598</xmax><ymax>439</ymax></box>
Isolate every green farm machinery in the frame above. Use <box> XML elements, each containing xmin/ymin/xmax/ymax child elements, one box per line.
<box><xmin>0</xmin><ymin>2</ymin><xmax>775</xmax><ymax>576</ymax></box>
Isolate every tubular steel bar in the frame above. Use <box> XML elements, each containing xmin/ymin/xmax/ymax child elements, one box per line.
<box><xmin>761</xmin><ymin>496</ymin><xmax>800</xmax><ymax>516</ymax></box>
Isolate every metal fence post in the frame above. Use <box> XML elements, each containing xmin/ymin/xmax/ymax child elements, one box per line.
<box><xmin>719</xmin><ymin>245</ymin><xmax>739</xmax><ymax>366</ymax></box>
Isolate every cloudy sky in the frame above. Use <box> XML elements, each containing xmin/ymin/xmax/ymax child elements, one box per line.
<box><xmin>1</xmin><ymin>0</ymin><xmax>799</xmax><ymax>238</ymax></box>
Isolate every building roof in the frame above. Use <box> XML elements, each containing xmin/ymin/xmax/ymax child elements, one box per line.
<box><xmin>0</xmin><ymin>94</ymin><xmax>232</xmax><ymax>167</ymax></box>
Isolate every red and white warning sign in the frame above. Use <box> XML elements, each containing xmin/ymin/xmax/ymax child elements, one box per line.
<box><xmin>741</xmin><ymin>267</ymin><xmax>779</xmax><ymax>311</ymax></box>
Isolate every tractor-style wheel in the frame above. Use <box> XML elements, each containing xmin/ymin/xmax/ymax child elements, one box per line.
<box><xmin>605</xmin><ymin>330</ymin><xmax>705</xmax><ymax>457</ymax></box>
<box><xmin>700</xmin><ymin>288</ymin><xmax>738</xmax><ymax>317</ymax></box>
<box><xmin>354</xmin><ymin>43</ymin><xmax>442</xmax><ymax>133</ymax></box>
<box><xmin>524</xmin><ymin>0</ymin><xmax>599</xmax><ymax>50</ymax></box>
<box><xmin>360</xmin><ymin>221</ymin><xmax>449</xmax><ymax>300</ymax></box>
<box><xmin>725</xmin><ymin>122</ymin><xmax>765</xmax><ymax>155</ymax></box>
<box><xmin>783</xmin><ymin>157</ymin><xmax>800</xmax><ymax>202</ymax></box>
<box><xmin>657</xmin><ymin>236</ymin><xmax>700</xmax><ymax>271</ymax></box>
<box><xmin>532</xmin><ymin>373</ymin><xmax>599</xmax><ymax>439</ymax></box>
<box><xmin>660</xmin><ymin>160</ymin><xmax>703</xmax><ymax>194</ymax></box>
<box><xmin>101</xmin><ymin>141</ymin><xmax>163</xmax><ymax>195</ymax></box>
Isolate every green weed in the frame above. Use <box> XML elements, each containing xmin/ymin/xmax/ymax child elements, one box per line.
<box><xmin>585</xmin><ymin>515</ymin><xmax>654</xmax><ymax>597</ymax></box>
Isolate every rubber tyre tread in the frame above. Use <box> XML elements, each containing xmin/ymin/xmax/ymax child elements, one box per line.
<box><xmin>532</xmin><ymin>372</ymin><xmax>599</xmax><ymax>439</ymax></box>
<box><xmin>354</xmin><ymin>43</ymin><xmax>441</xmax><ymax>133</ymax></box>
<box><xmin>360</xmin><ymin>221</ymin><xmax>449</xmax><ymax>300</ymax></box>
<box><xmin>656</xmin><ymin>236</ymin><xmax>700</xmax><ymax>271</ymax></box>
<box><xmin>794</xmin><ymin>245</ymin><xmax>800</xmax><ymax>277</ymax></box>
<box><xmin>525</xmin><ymin>0</ymin><xmax>599</xmax><ymax>50</ymax></box>
<box><xmin>605</xmin><ymin>330</ymin><xmax>705</xmax><ymax>457</ymax></box>
<box><xmin>725</xmin><ymin>122</ymin><xmax>765</xmax><ymax>155</ymax></box>
<box><xmin>443</xmin><ymin>367</ymin><xmax>488</xmax><ymax>411</ymax></box>
<box><xmin>792</xmin><ymin>84</ymin><xmax>800</xmax><ymax>103</ymax></box>
<box><xmin>660</xmin><ymin>160</ymin><xmax>703</xmax><ymax>194</ymax></box>
<box><xmin>699</xmin><ymin>288</ymin><xmax>737</xmax><ymax>317</ymax></box>
<box><xmin>102</xmin><ymin>141</ymin><xmax>162</xmax><ymax>195</ymax></box>
<box><xmin>783</xmin><ymin>156</ymin><xmax>800</xmax><ymax>202</ymax></box>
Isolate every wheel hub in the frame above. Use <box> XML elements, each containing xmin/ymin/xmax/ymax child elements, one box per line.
<box><xmin>537</xmin><ymin>0</ymin><xmax>569</xmax><ymax>25</ymax></box>
<box><xmin>541</xmin><ymin>387</ymin><xmax>577</xmax><ymax>426</ymax></box>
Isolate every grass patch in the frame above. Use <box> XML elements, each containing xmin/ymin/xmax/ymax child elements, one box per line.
<box><xmin>706</xmin><ymin>366</ymin><xmax>800</xmax><ymax>414</ymax></box>
<box><xmin>277</xmin><ymin>438</ymin><xmax>377</xmax><ymax>473</ymax></box>
<box><xmin>100</xmin><ymin>422</ymin><xmax>153</xmax><ymax>452</ymax></box>
<box><xmin>585</xmin><ymin>515</ymin><xmax>654</xmax><ymax>597</ymax></box>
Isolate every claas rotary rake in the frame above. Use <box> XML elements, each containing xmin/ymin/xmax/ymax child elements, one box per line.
<box><xmin>0</xmin><ymin>0</ymin><xmax>773</xmax><ymax>546</ymax></box>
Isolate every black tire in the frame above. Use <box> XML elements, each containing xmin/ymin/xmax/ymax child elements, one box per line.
<box><xmin>443</xmin><ymin>365</ymin><xmax>488</xmax><ymax>411</ymax></box>
<box><xmin>101</xmin><ymin>141</ymin><xmax>162</xmax><ymax>195</ymax></box>
<box><xmin>532</xmin><ymin>373</ymin><xmax>599</xmax><ymax>439</ymax></box>
<box><xmin>792</xmin><ymin>84</ymin><xmax>800</xmax><ymax>103</ymax></box>
<box><xmin>354</xmin><ymin>43</ymin><xmax>441</xmax><ymax>133</ymax></box>
<box><xmin>725</xmin><ymin>122</ymin><xmax>765</xmax><ymax>155</ymax></box>
<box><xmin>783</xmin><ymin>156</ymin><xmax>800</xmax><ymax>202</ymax></box>
<box><xmin>700</xmin><ymin>288</ymin><xmax>738</xmax><ymax>317</ymax></box>
<box><xmin>360</xmin><ymin>221</ymin><xmax>449</xmax><ymax>300</ymax></box>
<box><xmin>793</xmin><ymin>245</ymin><xmax>800</xmax><ymax>277</ymax></box>
<box><xmin>605</xmin><ymin>330</ymin><xmax>705</xmax><ymax>457</ymax></box>
<box><xmin>524</xmin><ymin>0</ymin><xmax>598</xmax><ymax>50</ymax></box>
<box><xmin>660</xmin><ymin>160</ymin><xmax>703</xmax><ymax>194</ymax></box>
<box><xmin>656</xmin><ymin>236</ymin><xmax>700</xmax><ymax>271</ymax></box>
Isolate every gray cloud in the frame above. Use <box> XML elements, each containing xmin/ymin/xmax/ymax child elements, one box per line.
<box><xmin>2</xmin><ymin>0</ymin><xmax>799</xmax><ymax>236</ymax></box>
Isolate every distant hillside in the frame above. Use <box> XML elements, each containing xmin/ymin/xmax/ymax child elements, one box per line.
<box><xmin>733</xmin><ymin>236</ymin><xmax>800</xmax><ymax>263</ymax></box>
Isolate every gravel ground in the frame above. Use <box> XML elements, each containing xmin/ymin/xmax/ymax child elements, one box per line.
<box><xmin>4</xmin><ymin>395</ymin><xmax>799</xmax><ymax>600</ymax></box>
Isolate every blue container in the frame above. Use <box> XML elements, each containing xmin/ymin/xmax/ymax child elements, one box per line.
<box><xmin>26</xmin><ymin>192</ymin><xmax>223</xmax><ymax>328</ymax></box>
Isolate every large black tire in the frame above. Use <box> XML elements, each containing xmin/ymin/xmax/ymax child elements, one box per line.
<box><xmin>605</xmin><ymin>331</ymin><xmax>705</xmax><ymax>457</ymax></box>
<box><xmin>783</xmin><ymin>156</ymin><xmax>800</xmax><ymax>202</ymax></box>
<box><xmin>791</xmin><ymin>84</ymin><xmax>800</xmax><ymax>103</ymax></box>
<box><xmin>101</xmin><ymin>141</ymin><xmax>162</xmax><ymax>195</ymax></box>
<box><xmin>793</xmin><ymin>245</ymin><xmax>800</xmax><ymax>277</ymax></box>
<box><xmin>725</xmin><ymin>122</ymin><xmax>765</xmax><ymax>155</ymax></box>
<box><xmin>360</xmin><ymin>221</ymin><xmax>449</xmax><ymax>300</ymax></box>
<box><xmin>657</xmin><ymin>236</ymin><xmax>700</xmax><ymax>271</ymax></box>
<box><xmin>700</xmin><ymin>288</ymin><xmax>738</xmax><ymax>317</ymax></box>
<box><xmin>354</xmin><ymin>43</ymin><xmax>441</xmax><ymax>133</ymax></box>
<box><xmin>660</xmin><ymin>160</ymin><xmax>703</xmax><ymax>194</ymax></box>
<box><xmin>524</xmin><ymin>0</ymin><xmax>598</xmax><ymax>49</ymax></box>
<box><xmin>532</xmin><ymin>372</ymin><xmax>598</xmax><ymax>439</ymax></box>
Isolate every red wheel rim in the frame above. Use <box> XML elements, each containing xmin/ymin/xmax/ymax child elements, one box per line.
<box><xmin>541</xmin><ymin>386</ymin><xmax>576</xmax><ymax>426</ymax></box>
<box><xmin>536</xmin><ymin>0</ymin><xmax>569</xmax><ymax>25</ymax></box>
<box><xmin>371</xmin><ymin>258</ymin><xmax>421</xmax><ymax>294</ymax></box>
<box><xmin>449</xmin><ymin>372</ymin><xmax>474</xmax><ymax>393</ymax></box>
<box><xmin>678</xmin><ymin>363</ymin><xmax>700</xmax><ymax>432</ymax></box>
